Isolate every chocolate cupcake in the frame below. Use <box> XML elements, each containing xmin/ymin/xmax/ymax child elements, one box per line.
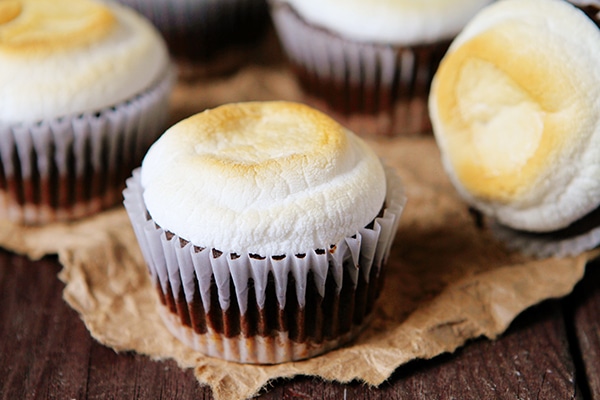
<box><xmin>269</xmin><ymin>0</ymin><xmax>494</xmax><ymax>137</ymax></box>
<box><xmin>123</xmin><ymin>101</ymin><xmax>405</xmax><ymax>363</ymax></box>
<box><xmin>114</xmin><ymin>0</ymin><xmax>270</xmax><ymax>77</ymax></box>
<box><xmin>429</xmin><ymin>0</ymin><xmax>600</xmax><ymax>257</ymax></box>
<box><xmin>0</xmin><ymin>0</ymin><xmax>174</xmax><ymax>225</ymax></box>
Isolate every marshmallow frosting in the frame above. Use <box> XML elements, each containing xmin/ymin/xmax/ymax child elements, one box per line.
<box><xmin>429</xmin><ymin>0</ymin><xmax>600</xmax><ymax>232</ymax></box>
<box><xmin>140</xmin><ymin>101</ymin><xmax>387</xmax><ymax>255</ymax></box>
<box><xmin>281</xmin><ymin>0</ymin><xmax>494</xmax><ymax>45</ymax></box>
<box><xmin>0</xmin><ymin>0</ymin><xmax>169</xmax><ymax>123</ymax></box>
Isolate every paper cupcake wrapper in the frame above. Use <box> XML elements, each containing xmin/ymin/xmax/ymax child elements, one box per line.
<box><xmin>0</xmin><ymin>68</ymin><xmax>175</xmax><ymax>225</ymax></box>
<box><xmin>115</xmin><ymin>0</ymin><xmax>269</xmax><ymax>63</ymax></box>
<box><xmin>269</xmin><ymin>1</ymin><xmax>450</xmax><ymax>136</ymax></box>
<box><xmin>157</xmin><ymin>305</ymin><xmax>367</xmax><ymax>364</ymax></box>
<box><xmin>491</xmin><ymin>221</ymin><xmax>600</xmax><ymax>258</ymax></box>
<box><xmin>123</xmin><ymin>166</ymin><xmax>405</xmax><ymax>363</ymax></box>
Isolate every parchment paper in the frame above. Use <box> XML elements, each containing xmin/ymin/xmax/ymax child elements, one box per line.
<box><xmin>2</xmin><ymin>62</ymin><xmax>598</xmax><ymax>400</ymax></box>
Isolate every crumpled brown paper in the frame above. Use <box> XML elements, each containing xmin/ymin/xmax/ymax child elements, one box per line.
<box><xmin>2</xmin><ymin>65</ymin><xmax>598</xmax><ymax>400</ymax></box>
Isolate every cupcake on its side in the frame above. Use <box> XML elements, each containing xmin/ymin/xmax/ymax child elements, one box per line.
<box><xmin>269</xmin><ymin>0</ymin><xmax>494</xmax><ymax>137</ymax></box>
<box><xmin>123</xmin><ymin>101</ymin><xmax>405</xmax><ymax>364</ymax></box>
<box><xmin>0</xmin><ymin>0</ymin><xmax>173</xmax><ymax>224</ymax></box>
<box><xmin>429</xmin><ymin>0</ymin><xmax>600</xmax><ymax>257</ymax></box>
<box><xmin>114</xmin><ymin>0</ymin><xmax>270</xmax><ymax>77</ymax></box>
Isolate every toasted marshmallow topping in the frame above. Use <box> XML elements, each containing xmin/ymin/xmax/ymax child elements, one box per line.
<box><xmin>281</xmin><ymin>0</ymin><xmax>493</xmax><ymax>45</ymax></box>
<box><xmin>141</xmin><ymin>101</ymin><xmax>387</xmax><ymax>255</ymax></box>
<box><xmin>0</xmin><ymin>0</ymin><xmax>169</xmax><ymax>123</ymax></box>
<box><xmin>429</xmin><ymin>0</ymin><xmax>600</xmax><ymax>232</ymax></box>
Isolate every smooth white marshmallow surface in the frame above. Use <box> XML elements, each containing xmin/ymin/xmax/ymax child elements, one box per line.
<box><xmin>281</xmin><ymin>0</ymin><xmax>494</xmax><ymax>45</ymax></box>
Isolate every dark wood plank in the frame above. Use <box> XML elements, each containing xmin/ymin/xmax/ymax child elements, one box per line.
<box><xmin>388</xmin><ymin>301</ymin><xmax>580</xmax><ymax>400</ymax></box>
<box><xmin>0</xmin><ymin>249</ymin><xmax>208</xmax><ymax>400</ymax></box>
<box><xmin>0</xmin><ymin>248</ymin><xmax>591</xmax><ymax>399</ymax></box>
<box><xmin>0</xmin><ymin>252</ymin><xmax>92</xmax><ymax>400</ymax></box>
<box><xmin>85</xmin><ymin>345</ymin><xmax>209</xmax><ymax>400</ymax></box>
<box><xmin>260</xmin><ymin>300</ymin><xmax>580</xmax><ymax>400</ymax></box>
<box><xmin>571</xmin><ymin>260</ymin><xmax>600</xmax><ymax>400</ymax></box>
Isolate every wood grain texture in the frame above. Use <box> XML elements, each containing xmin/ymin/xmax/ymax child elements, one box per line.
<box><xmin>387</xmin><ymin>303</ymin><xmax>580</xmax><ymax>400</ymax></box>
<box><xmin>571</xmin><ymin>260</ymin><xmax>600</xmax><ymax>400</ymax></box>
<box><xmin>259</xmin><ymin>302</ymin><xmax>580</xmax><ymax>400</ymax></box>
<box><xmin>0</xmin><ymin>248</ymin><xmax>598</xmax><ymax>399</ymax></box>
<box><xmin>0</xmin><ymin>250</ymin><xmax>207</xmax><ymax>400</ymax></box>
<box><xmin>1</xmin><ymin>253</ymin><xmax>88</xmax><ymax>399</ymax></box>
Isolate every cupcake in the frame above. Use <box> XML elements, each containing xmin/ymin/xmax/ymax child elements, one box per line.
<box><xmin>0</xmin><ymin>0</ymin><xmax>174</xmax><ymax>225</ymax></box>
<box><xmin>114</xmin><ymin>0</ymin><xmax>270</xmax><ymax>77</ymax></box>
<box><xmin>429</xmin><ymin>0</ymin><xmax>600</xmax><ymax>257</ymax></box>
<box><xmin>123</xmin><ymin>101</ymin><xmax>405</xmax><ymax>364</ymax></box>
<box><xmin>269</xmin><ymin>0</ymin><xmax>494</xmax><ymax>137</ymax></box>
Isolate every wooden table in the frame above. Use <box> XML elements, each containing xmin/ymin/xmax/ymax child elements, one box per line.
<box><xmin>1</xmin><ymin>247</ymin><xmax>599</xmax><ymax>399</ymax></box>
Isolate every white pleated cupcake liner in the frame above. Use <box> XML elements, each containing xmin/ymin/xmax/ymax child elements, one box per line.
<box><xmin>269</xmin><ymin>1</ymin><xmax>449</xmax><ymax>136</ymax></box>
<box><xmin>123</xmin><ymin>165</ymin><xmax>405</xmax><ymax>363</ymax></box>
<box><xmin>491</xmin><ymin>221</ymin><xmax>600</xmax><ymax>258</ymax></box>
<box><xmin>0</xmin><ymin>68</ymin><xmax>175</xmax><ymax>225</ymax></box>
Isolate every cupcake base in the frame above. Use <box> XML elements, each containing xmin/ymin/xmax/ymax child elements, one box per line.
<box><xmin>0</xmin><ymin>67</ymin><xmax>175</xmax><ymax>225</ymax></box>
<box><xmin>270</xmin><ymin>1</ymin><xmax>449</xmax><ymax>137</ymax></box>
<box><xmin>123</xmin><ymin>166</ymin><xmax>405</xmax><ymax>364</ymax></box>
<box><xmin>156</xmin><ymin>272</ymin><xmax>374</xmax><ymax>364</ymax></box>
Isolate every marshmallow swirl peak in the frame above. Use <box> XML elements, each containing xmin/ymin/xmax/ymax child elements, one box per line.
<box><xmin>429</xmin><ymin>0</ymin><xmax>600</xmax><ymax>232</ymax></box>
<box><xmin>0</xmin><ymin>0</ymin><xmax>169</xmax><ymax>123</ymax></box>
<box><xmin>140</xmin><ymin>102</ymin><xmax>387</xmax><ymax>255</ymax></box>
<box><xmin>280</xmin><ymin>0</ymin><xmax>494</xmax><ymax>45</ymax></box>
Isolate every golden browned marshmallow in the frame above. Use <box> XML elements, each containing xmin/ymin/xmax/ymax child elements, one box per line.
<box><xmin>429</xmin><ymin>0</ymin><xmax>600</xmax><ymax>232</ymax></box>
<box><xmin>0</xmin><ymin>0</ymin><xmax>115</xmax><ymax>54</ymax></box>
<box><xmin>140</xmin><ymin>101</ymin><xmax>388</xmax><ymax>255</ymax></box>
<box><xmin>0</xmin><ymin>0</ymin><xmax>169</xmax><ymax>123</ymax></box>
